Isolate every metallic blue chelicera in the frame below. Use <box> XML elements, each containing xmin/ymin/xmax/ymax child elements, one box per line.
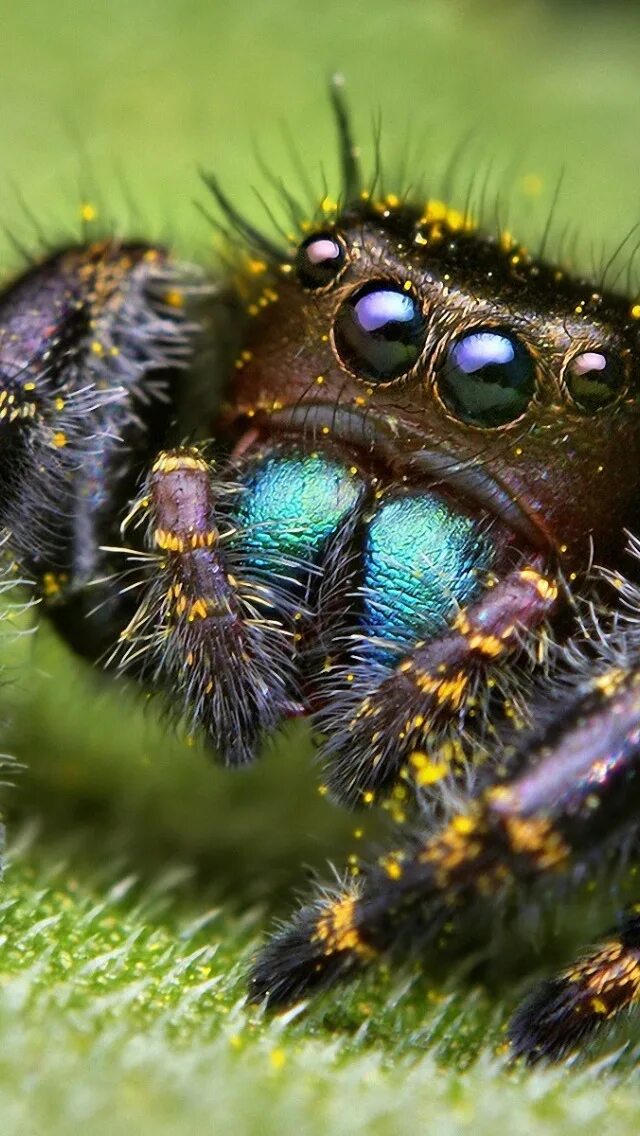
<box><xmin>234</xmin><ymin>453</ymin><xmax>494</xmax><ymax>664</ymax></box>
<box><xmin>361</xmin><ymin>494</ymin><xmax>495</xmax><ymax>661</ymax></box>
<box><xmin>234</xmin><ymin>451</ymin><xmax>362</xmax><ymax>560</ymax></box>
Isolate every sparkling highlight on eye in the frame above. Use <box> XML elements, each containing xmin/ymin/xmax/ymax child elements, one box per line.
<box><xmin>355</xmin><ymin>289</ymin><xmax>416</xmax><ymax>332</ymax></box>
<box><xmin>296</xmin><ymin>232</ymin><xmax>345</xmax><ymax>289</ymax></box>
<box><xmin>334</xmin><ymin>281</ymin><xmax>426</xmax><ymax>381</ymax></box>
<box><xmin>437</xmin><ymin>328</ymin><xmax>536</xmax><ymax>427</ymax></box>
<box><xmin>565</xmin><ymin>350</ymin><xmax>625</xmax><ymax>411</ymax></box>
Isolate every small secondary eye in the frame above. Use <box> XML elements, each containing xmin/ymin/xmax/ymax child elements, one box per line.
<box><xmin>437</xmin><ymin>328</ymin><xmax>536</xmax><ymax>427</ymax></box>
<box><xmin>333</xmin><ymin>281</ymin><xmax>426</xmax><ymax>382</ymax></box>
<box><xmin>296</xmin><ymin>232</ymin><xmax>345</xmax><ymax>289</ymax></box>
<box><xmin>564</xmin><ymin>350</ymin><xmax>625</xmax><ymax>411</ymax></box>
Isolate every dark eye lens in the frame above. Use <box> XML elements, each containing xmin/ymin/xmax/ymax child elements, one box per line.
<box><xmin>334</xmin><ymin>281</ymin><xmax>425</xmax><ymax>381</ymax></box>
<box><xmin>296</xmin><ymin>232</ymin><xmax>345</xmax><ymax>289</ymax></box>
<box><xmin>564</xmin><ymin>350</ymin><xmax>625</xmax><ymax>411</ymax></box>
<box><xmin>437</xmin><ymin>328</ymin><xmax>536</xmax><ymax>427</ymax></box>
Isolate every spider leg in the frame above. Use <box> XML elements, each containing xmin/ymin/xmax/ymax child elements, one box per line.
<box><xmin>0</xmin><ymin>241</ymin><xmax>199</xmax><ymax>649</ymax></box>
<box><xmin>317</xmin><ymin>562</ymin><xmax>558</xmax><ymax>806</ymax></box>
<box><xmin>508</xmin><ymin>905</ymin><xmax>640</xmax><ymax>1062</ymax></box>
<box><xmin>249</xmin><ymin>662</ymin><xmax>640</xmax><ymax>1025</ymax></box>
<box><xmin>111</xmin><ymin>447</ymin><xmax>303</xmax><ymax>765</ymax></box>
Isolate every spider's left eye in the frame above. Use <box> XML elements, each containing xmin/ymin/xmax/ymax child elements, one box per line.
<box><xmin>296</xmin><ymin>232</ymin><xmax>346</xmax><ymax>289</ymax></box>
<box><xmin>563</xmin><ymin>350</ymin><xmax>626</xmax><ymax>411</ymax></box>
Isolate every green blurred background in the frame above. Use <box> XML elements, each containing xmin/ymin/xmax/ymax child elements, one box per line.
<box><xmin>2</xmin><ymin>1</ymin><xmax>640</xmax><ymax>1132</ymax></box>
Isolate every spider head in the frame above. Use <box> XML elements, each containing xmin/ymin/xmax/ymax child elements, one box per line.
<box><xmin>223</xmin><ymin>198</ymin><xmax>640</xmax><ymax>573</ymax></box>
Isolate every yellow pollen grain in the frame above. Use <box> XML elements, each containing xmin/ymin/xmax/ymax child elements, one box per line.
<box><xmin>409</xmin><ymin>751</ymin><xmax>450</xmax><ymax>785</ymax></box>
<box><xmin>320</xmin><ymin>195</ymin><xmax>338</xmax><ymax>214</ymax></box>
<box><xmin>163</xmin><ymin>289</ymin><xmax>184</xmax><ymax>308</ymax></box>
<box><xmin>42</xmin><ymin>571</ymin><xmax>65</xmax><ymax>598</ymax></box>
<box><xmin>52</xmin><ymin>431</ymin><xmax>68</xmax><ymax>448</ymax></box>
<box><xmin>452</xmin><ymin>814</ymin><xmax>476</xmax><ymax>835</ymax></box>
<box><xmin>380</xmin><ymin>854</ymin><xmax>404</xmax><ymax>879</ymax></box>
<box><xmin>631</xmin><ymin>303</ymin><xmax>640</xmax><ymax>319</ymax></box>
<box><xmin>80</xmin><ymin>202</ymin><xmax>98</xmax><ymax>223</ymax></box>
<box><xmin>593</xmin><ymin>667</ymin><xmax>627</xmax><ymax>698</ymax></box>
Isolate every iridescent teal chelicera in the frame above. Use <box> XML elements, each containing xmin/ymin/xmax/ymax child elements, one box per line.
<box><xmin>234</xmin><ymin>451</ymin><xmax>363</xmax><ymax>561</ymax></box>
<box><xmin>362</xmin><ymin>494</ymin><xmax>495</xmax><ymax>661</ymax></box>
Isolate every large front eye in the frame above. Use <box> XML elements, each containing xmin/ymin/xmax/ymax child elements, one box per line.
<box><xmin>437</xmin><ymin>328</ymin><xmax>536</xmax><ymax>427</ymax></box>
<box><xmin>296</xmin><ymin>232</ymin><xmax>346</xmax><ymax>289</ymax></box>
<box><xmin>333</xmin><ymin>281</ymin><xmax>426</xmax><ymax>382</ymax></box>
<box><xmin>563</xmin><ymin>350</ymin><xmax>626</xmax><ymax>411</ymax></box>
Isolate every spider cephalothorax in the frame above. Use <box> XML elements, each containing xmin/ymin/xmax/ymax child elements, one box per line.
<box><xmin>2</xmin><ymin>85</ymin><xmax>640</xmax><ymax>1063</ymax></box>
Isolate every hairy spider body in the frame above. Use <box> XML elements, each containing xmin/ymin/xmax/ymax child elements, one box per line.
<box><xmin>2</xmin><ymin>87</ymin><xmax>640</xmax><ymax>1062</ymax></box>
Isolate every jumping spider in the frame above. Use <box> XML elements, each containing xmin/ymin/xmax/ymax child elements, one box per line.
<box><xmin>3</xmin><ymin>84</ymin><xmax>640</xmax><ymax>1063</ymax></box>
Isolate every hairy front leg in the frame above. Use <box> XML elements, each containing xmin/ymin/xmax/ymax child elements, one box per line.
<box><xmin>249</xmin><ymin>655</ymin><xmax>640</xmax><ymax>1064</ymax></box>
<box><xmin>316</xmin><ymin>561</ymin><xmax>558</xmax><ymax>806</ymax></box>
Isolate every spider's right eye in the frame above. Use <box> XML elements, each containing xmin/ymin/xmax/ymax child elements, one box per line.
<box><xmin>296</xmin><ymin>232</ymin><xmax>346</xmax><ymax>289</ymax></box>
<box><xmin>437</xmin><ymin>328</ymin><xmax>536</xmax><ymax>428</ymax></box>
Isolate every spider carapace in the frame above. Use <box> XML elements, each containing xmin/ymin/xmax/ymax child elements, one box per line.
<box><xmin>3</xmin><ymin>86</ymin><xmax>640</xmax><ymax>1062</ymax></box>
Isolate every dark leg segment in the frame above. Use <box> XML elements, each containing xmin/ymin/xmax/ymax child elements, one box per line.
<box><xmin>114</xmin><ymin>448</ymin><xmax>302</xmax><ymax>765</ymax></box>
<box><xmin>317</xmin><ymin>563</ymin><xmax>558</xmax><ymax>806</ymax></box>
<box><xmin>249</xmin><ymin>664</ymin><xmax>640</xmax><ymax>1035</ymax></box>
<box><xmin>509</xmin><ymin>905</ymin><xmax>640</xmax><ymax>1062</ymax></box>
<box><xmin>0</xmin><ymin>241</ymin><xmax>197</xmax><ymax>651</ymax></box>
